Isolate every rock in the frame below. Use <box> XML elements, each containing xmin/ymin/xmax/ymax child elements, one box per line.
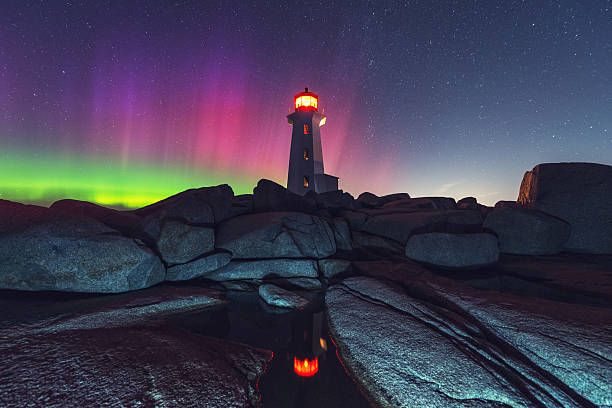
<box><xmin>10</xmin><ymin>286</ymin><xmax>226</xmax><ymax>333</ymax></box>
<box><xmin>457</xmin><ymin>196</ymin><xmax>478</xmax><ymax>209</ymax></box>
<box><xmin>382</xmin><ymin>197</ymin><xmax>457</xmax><ymax>210</ymax></box>
<box><xmin>318</xmin><ymin>259</ymin><xmax>352</xmax><ymax>279</ymax></box>
<box><xmin>351</xmin><ymin>231</ymin><xmax>404</xmax><ymax>254</ymax></box>
<box><xmin>518</xmin><ymin>162</ymin><xmax>612</xmax><ymax>254</ymax></box>
<box><xmin>311</xmin><ymin>190</ymin><xmax>356</xmax><ymax>210</ymax></box>
<box><xmin>50</xmin><ymin>199</ymin><xmax>142</xmax><ymax>236</ymax></box>
<box><xmin>166</xmin><ymin>252</ymin><xmax>231</xmax><ymax>281</ymax></box>
<box><xmin>356</xmin><ymin>192</ymin><xmax>380</xmax><ymax>208</ymax></box>
<box><xmin>252</xmin><ymin>179</ymin><xmax>316</xmax><ymax>213</ymax></box>
<box><xmin>348</xmin><ymin>209</ymin><xmax>483</xmax><ymax>244</ymax></box>
<box><xmin>230</xmin><ymin>194</ymin><xmax>253</xmax><ymax>217</ymax></box>
<box><xmin>483</xmin><ymin>208</ymin><xmax>570</xmax><ymax>255</ymax></box>
<box><xmin>326</xmin><ymin>276</ymin><xmax>611</xmax><ymax>407</ymax></box>
<box><xmin>134</xmin><ymin>184</ymin><xmax>233</xmax><ymax>239</ymax></box>
<box><xmin>378</xmin><ymin>192</ymin><xmax>411</xmax><ymax>206</ymax></box>
<box><xmin>204</xmin><ymin>259</ymin><xmax>319</xmax><ymax>282</ymax></box>
<box><xmin>0</xmin><ymin>209</ymin><xmax>165</xmax><ymax>293</ymax></box>
<box><xmin>0</xmin><ymin>326</ymin><xmax>271</xmax><ymax>408</ymax></box>
<box><xmin>477</xmin><ymin>203</ymin><xmax>494</xmax><ymax>218</ymax></box>
<box><xmin>283</xmin><ymin>277</ymin><xmax>323</xmax><ymax>290</ymax></box>
<box><xmin>405</xmin><ymin>232</ymin><xmax>499</xmax><ymax>268</ymax></box>
<box><xmin>156</xmin><ymin>220</ymin><xmax>215</xmax><ymax>264</ymax></box>
<box><xmin>331</xmin><ymin>217</ymin><xmax>353</xmax><ymax>251</ymax></box>
<box><xmin>494</xmin><ymin>200</ymin><xmax>519</xmax><ymax>209</ymax></box>
<box><xmin>496</xmin><ymin>253</ymin><xmax>612</xmax><ymax>302</ymax></box>
<box><xmin>258</xmin><ymin>284</ymin><xmax>310</xmax><ymax>309</ymax></box>
<box><xmin>216</xmin><ymin>212</ymin><xmax>336</xmax><ymax>259</ymax></box>
<box><xmin>0</xmin><ymin>199</ymin><xmax>48</xmax><ymax>232</ymax></box>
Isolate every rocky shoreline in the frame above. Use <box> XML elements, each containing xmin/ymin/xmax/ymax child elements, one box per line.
<box><xmin>1</xmin><ymin>162</ymin><xmax>611</xmax><ymax>407</ymax></box>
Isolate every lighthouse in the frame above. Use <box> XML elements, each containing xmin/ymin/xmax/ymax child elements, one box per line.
<box><xmin>286</xmin><ymin>88</ymin><xmax>338</xmax><ymax>195</ymax></box>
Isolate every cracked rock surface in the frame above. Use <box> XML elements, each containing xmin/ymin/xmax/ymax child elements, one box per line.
<box><xmin>216</xmin><ymin>211</ymin><xmax>336</xmax><ymax>259</ymax></box>
<box><xmin>326</xmin><ymin>274</ymin><xmax>612</xmax><ymax>408</ymax></box>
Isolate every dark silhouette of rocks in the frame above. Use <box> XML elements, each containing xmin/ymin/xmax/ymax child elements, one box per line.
<box><xmin>494</xmin><ymin>200</ymin><xmax>520</xmax><ymax>209</ymax></box>
<box><xmin>518</xmin><ymin>162</ymin><xmax>612</xmax><ymax>254</ymax></box>
<box><xmin>50</xmin><ymin>199</ymin><xmax>141</xmax><ymax>236</ymax></box>
<box><xmin>134</xmin><ymin>184</ymin><xmax>234</xmax><ymax>240</ymax></box>
<box><xmin>2</xmin><ymin>162</ymin><xmax>610</xmax><ymax>294</ymax></box>
<box><xmin>457</xmin><ymin>196</ymin><xmax>478</xmax><ymax>209</ymax></box>
<box><xmin>252</xmin><ymin>179</ymin><xmax>316</xmax><ymax>213</ymax></box>
<box><xmin>1</xmin><ymin>161</ymin><xmax>611</xmax><ymax>407</ymax></box>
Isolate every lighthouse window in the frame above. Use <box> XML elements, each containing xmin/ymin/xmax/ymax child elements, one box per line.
<box><xmin>303</xmin><ymin>176</ymin><xmax>309</xmax><ymax>188</ymax></box>
<box><xmin>304</xmin><ymin>124</ymin><xmax>309</xmax><ymax>134</ymax></box>
<box><xmin>303</xmin><ymin>149</ymin><xmax>309</xmax><ymax>160</ymax></box>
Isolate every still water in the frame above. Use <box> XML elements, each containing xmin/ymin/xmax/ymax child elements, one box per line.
<box><xmin>169</xmin><ymin>290</ymin><xmax>372</xmax><ymax>408</ymax></box>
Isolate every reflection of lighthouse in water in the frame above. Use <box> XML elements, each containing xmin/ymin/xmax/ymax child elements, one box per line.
<box><xmin>287</xmin><ymin>88</ymin><xmax>339</xmax><ymax>195</ymax></box>
<box><xmin>290</xmin><ymin>311</ymin><xmax>327</xmax><ymax>377</ymax></box>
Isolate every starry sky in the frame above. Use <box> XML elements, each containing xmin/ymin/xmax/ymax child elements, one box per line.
<box><xmin>1</xmin><ymin>0</ymin><xmax>611</xmax><ymax>208</ymax></box>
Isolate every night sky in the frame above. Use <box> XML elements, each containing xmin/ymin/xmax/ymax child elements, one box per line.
<box><xmin>1</xmin><ymin>1</ymin><xmax>611</xmax><ymax>208</ymax></box>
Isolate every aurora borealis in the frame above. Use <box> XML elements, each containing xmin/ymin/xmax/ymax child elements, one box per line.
<box><xmin>2</xmin><ymin>1</ymin><xmax>611</xmax><ymax>208</ymax></box>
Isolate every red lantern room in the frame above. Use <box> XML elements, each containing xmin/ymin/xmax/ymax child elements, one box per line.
<box><xmin>294</xmin><ymin>87</ymin><xmax>318</xmax><ymax>112</ymax></box>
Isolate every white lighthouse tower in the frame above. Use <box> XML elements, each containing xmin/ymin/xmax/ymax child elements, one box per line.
<box><xmin>286</xmin><ymin>87</ymin><xmax>338</xmax><ymax>195</ymax></box>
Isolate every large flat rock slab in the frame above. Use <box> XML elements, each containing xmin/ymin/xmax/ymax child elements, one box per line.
<box><xmin>326</xmin><ymin>275</ymin><xmax>612</xmax><ymax>407</ymax></box>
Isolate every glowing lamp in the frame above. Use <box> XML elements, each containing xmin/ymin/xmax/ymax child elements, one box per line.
<box><xmin>294</xmin><ymin>87</ymin><xmax>319</xmax><ymax>112</ymax></box>
<box><xmin>293</xmin><ymin>357</ymin><xmax>319</xmax><ymax>377</ymax></box>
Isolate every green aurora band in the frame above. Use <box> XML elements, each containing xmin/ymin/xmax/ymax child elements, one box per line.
<box><xmin>1</xmin><ymin>148</ymin><xmax>257</xmax><ymax>209</ymax></box>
